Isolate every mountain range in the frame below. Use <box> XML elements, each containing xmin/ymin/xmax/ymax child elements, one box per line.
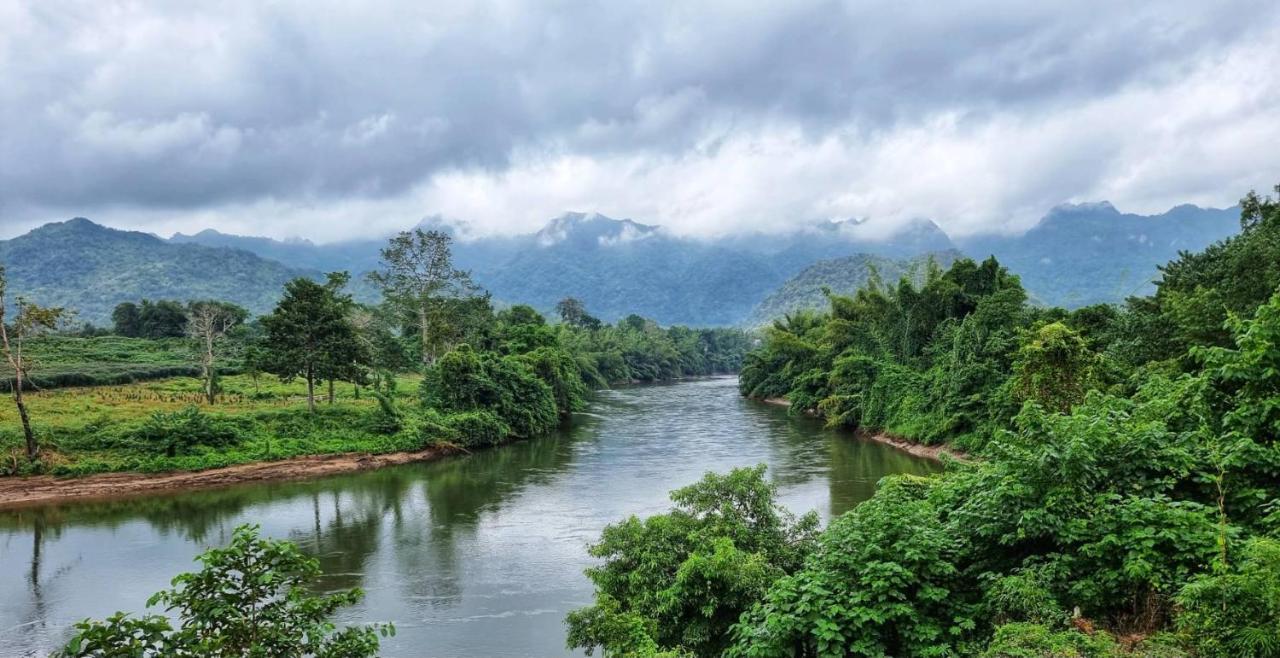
<box><xmin>0</xmin><ymin>202</ymin><xmax>1243</xmax><ymax>327</ymax></box>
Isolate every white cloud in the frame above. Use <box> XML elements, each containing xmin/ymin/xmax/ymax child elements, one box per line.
<box><xmin>2</xmin><ymin>0</ymin><xmax>1278</xmax><ymax>241</ymax></box>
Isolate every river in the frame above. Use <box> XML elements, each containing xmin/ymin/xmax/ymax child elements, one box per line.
<box><xmin>0</xmin><ymin>377</ymin><xmax>940</xmax><ymax>657</ymax></box>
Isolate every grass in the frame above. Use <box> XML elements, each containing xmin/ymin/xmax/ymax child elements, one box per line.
<box><xmin>0</xmin><ymin>373</ymin><xmax>427</xmax><ymax>477</ymax></box>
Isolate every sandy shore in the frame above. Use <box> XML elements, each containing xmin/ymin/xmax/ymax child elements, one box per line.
<box><xmin>0</xmin><ymin>447</ymin><xmax>460</xmax><ymax>510</ymax></box>
<box><xmin>755</xmin><ymin>396</ymin><xmax>969</xmax><ymax>462</ymax></box>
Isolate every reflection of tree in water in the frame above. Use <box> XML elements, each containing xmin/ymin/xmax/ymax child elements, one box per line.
<box><xmin>284</xmin><ymin>472</ymin><xmax>416</xmax><ymax>593</ymax></box>
<box><xmin>390</xmin><ymin>427</ymin><xmax>583</xmax><ymax>606</ymax></box>
<box><xmin>826</xmin><ymin>433</ymin><xmax>943</xmax><ymax>517</ymax></box>
<box><xmin>0</xmin><ymin>488</ymin><xmax>265</xmax><ymax>542</ymax></box>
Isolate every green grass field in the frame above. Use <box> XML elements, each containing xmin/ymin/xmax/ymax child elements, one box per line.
<box><xmin>0</xmin><ymin>372</ymin><xmax>425</xmax><ymax>476</ymax></box>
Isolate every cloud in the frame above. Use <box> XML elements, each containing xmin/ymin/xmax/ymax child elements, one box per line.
<box><xmin>1</xmin><ymin>0</ymin><xmax>1278</xmax><ymax>241</ymax></box>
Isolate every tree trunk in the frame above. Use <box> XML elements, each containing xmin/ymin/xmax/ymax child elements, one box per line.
<box><xmin>328</xmin><ymin>379</ymin><xmax>335</xmax><ymax>405</ymax></box>
<box><xmin>16</xmin><ymin>390</ymin><xmax>37</xmax><ymax>461</ymax></box>
<box><xmin>203</xmin><ymin>332</ymin><xmax>216</xmax><ymax>405</ymax></box>
<box><xmin>306</xmin><ymin>367</ymin><xmax>316</xmax><ymax>413</ymax></box>
<box><xmin>419</xmin><ymin>306</ymin><xmax>431</xmax><ymax>366</ymax></box>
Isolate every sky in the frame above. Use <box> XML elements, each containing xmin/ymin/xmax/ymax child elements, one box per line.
<box><xmin>2</xmin><ymin>1</ymin><xmax>1279</xmax><ymax>243</ymax></box>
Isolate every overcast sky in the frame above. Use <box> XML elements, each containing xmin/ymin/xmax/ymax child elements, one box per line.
<box><xmin>2</xmin><ymin>1</ymin><xmax>1278</xmax><ymax>242</ymax></box>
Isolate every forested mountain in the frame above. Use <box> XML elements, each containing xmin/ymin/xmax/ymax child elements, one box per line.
<box><xmin>0</xmin><ymin>218</ymin><xmax>328</xmax><ymax>325</ymax></box>
<box><xmin>170</xmin><ymin>212</ymin><xmax>953</xmax><ymax>326</ymax></box>
<box><xmin>960</xmin><ymin>202</ymin><xmax>1240</xmax><ymax>307</ymax></box>
<box><xmin>745</xmin><ymin>250</ymin><xmax>964</xmax><ymax>327</ymax></box>
<box><xmin>4</xmin><ymin>203</ymin><xmax>1242</xmax><ymax>327</ymax></box>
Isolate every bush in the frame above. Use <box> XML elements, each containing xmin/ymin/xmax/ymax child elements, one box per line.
<box><xmin>1176</xmin><ymin>537</ymin><xmax>1280</xmax><ymax>658</ymax></box>
<box><xmin>445</xmin><ymin>410</ymin><xmax>510</xmax><ymax>448</ymax></box>
<box><xmin>980</xmin><ymin>623</ymin><xmax>1121</xmax><ymax>658</ymax></box>
<box><xmin>132</xmin><ymin>407</ymin><xmax>247</xmax><ymax>457</ymax></box>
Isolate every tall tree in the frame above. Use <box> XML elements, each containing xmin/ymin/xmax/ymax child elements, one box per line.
<box><xmin>0</xmin><ymin>266</ymin><xmax>66</xmax><ymax>461</ymax></box>
<box><xmin>185</xmin><ymin>300</ymin><xmax>248</xmax><ymax>404</ymax></box>
<box><xmin>261</xmin><ymin>277</ymin><xmax>360</xmax><ymax>412</ymax></box>
<box><xmin>556</xmin><ymin>297</ymin><xmax>601</xmax><ymax>329</ymax></box>
<box><xmin>368</xmin><ymin>229</ymin><xmax>481</xmax><ymax>366</ymax></box>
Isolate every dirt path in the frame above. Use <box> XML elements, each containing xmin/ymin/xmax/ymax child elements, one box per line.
<box><xmin>754</xmin><ymin>396</ymin><xmax>970</xmax><ymax>462</ymax></box>
<box><xmin>0</xmin><ymin>447</ymin><xmax>459</xmax><ymax>510</ymax></box>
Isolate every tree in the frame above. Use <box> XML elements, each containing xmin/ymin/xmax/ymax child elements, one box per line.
<box><xmin>368</xmin><ymin>229</ymin><xmax>481</xmax><ymax>366</ymax></box>
<box><xmin>567</xmin><ymin>465</ymin><xmax>819</xmax><ymax>657</ymax></box>
<box><xmin>111</xmin><ymin>302</ymin><xmax>142</xmax><ymax>337</ymax></box>
<box><xmin>316</xmin><ymin>272</ymin><xmax>371</xmax><ymax>404</ymax></box>
<box><xmin>556</xmin><ymin>297</ymin><xmax>601</xmax><ymax>330</ymax></box>
<box><xmin>260</xmin><ymin>277</ymin><xmax>360</xmax><ymax>412</ymax></box>
<box><xmin>185</xmin><ymin>301</ymin><xmax>248</xmax><ymax>404</ymax></box>
<box><xmin>138</xmin><ymin>299</ymin><xmax>188</xmax><ymax>338</ymax></box>
<box><xmin>0</xmin><ymin>266</ymin><xmax>66</xmax><ymax>461</ymax></box>
<box><xmin>1011</xmin><ymin>322</ymin><xmax>1100</xmax><ymax>414</ymax></box>
<box><xmin>61</xmin><ymin>524</ymin><xmax>392</xmax><ymax>657</ymax></box>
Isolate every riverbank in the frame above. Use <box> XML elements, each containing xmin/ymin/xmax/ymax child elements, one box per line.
<box><xmin>0</xmin><ymin>446</ymin><xmax>460</xmax><ymax>509</ymax></box>
<box><xmin>756</xmin><ymin>396</ymin><xmax>969</xmax><ymax>462</ymax></box>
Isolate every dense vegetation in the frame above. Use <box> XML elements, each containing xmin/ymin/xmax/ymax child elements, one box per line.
<box><xmin>571</xmin><ymin>185</ymin><xmax>1280</xmax><ymax>656</ymax></box>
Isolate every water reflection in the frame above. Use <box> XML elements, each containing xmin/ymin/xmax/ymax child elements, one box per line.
<box><xmin>0</xmin><ymin>377</ymin><xmax>939</xmax><ymax>657</ymax></box>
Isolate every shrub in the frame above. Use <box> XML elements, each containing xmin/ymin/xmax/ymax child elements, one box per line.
<box><xmin>132</xmin><ymin>407</ymin><xmax>247</xmax><ymax>457</ymax></box>
<box><xmin>1176</xmin><ymin>537</ymin><xmax>1280</xmax><ymax>658</ymax></box>
<box><xmin>980</xmin><ymin>623</ymin><xmax>1121</xmax><ymax>658</ymax></box>
<box><xmin>444</xmin><ymin>410</ymin><xmax>509</xmax><ymax>448</ymax></box>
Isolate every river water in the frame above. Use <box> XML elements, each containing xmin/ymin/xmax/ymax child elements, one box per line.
<box><xmin>0</xmin><ymin>377</ymin><xmax>939</xmax><ymax>657</ymax></box>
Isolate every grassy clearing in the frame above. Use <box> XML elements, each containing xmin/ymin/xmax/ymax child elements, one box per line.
<box><xmin>0</xmin><ymin>373</ymin><xmax>424</xmax><ymax>477</ymax></box>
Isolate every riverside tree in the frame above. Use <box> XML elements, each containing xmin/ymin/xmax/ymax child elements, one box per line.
<box><xmin>0</xmin><ymin>266</ymin><xmax>66</xmax><ymax>461</ymax></box>
<box><xmin>260</xmin><ymin>276</ymin><xmax>364</xmax><ymax>412</ymax></box>
<box><xmin>184</xmin><ymin>300</ymin><xmax>248</xmax><ymax>405</ymax></box>
<box><xmin>368</xmin><ymin>228</ymin><xmax>481</xmax><ymax>367</ymax></box>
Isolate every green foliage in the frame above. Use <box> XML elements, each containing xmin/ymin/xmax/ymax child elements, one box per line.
<box><xmin>1176</xmin><ymin>537</ymin><xmax>1280</xmax><ymax>657</ymax></box>
<box><xmin>132</xmin><ymin>406</ymin><xmax>247</xmax><ymax>457</ymax></box>
<box><xmin>60</xmin><ymin>524</ymin><xmax>391</xmax><ymax>657</ymax></box>
<box><xmin>741</xmin><ymin>256</ymin><xmax>1034</xmax><ymax>450</ymax></box>
<box><xmin>979</xmin><ymin>623</ymin><xmax>1122</xmax><ymax>658</ymax></box>
<box><xmin>444</xmin><ymin>410</ymin><xmax>510</xmax><ymax>448</ymax></box>
<box><xmin>731</xmin><ymin>475</ymin><xmax>977</xmax><ymax>657</ymax></box>
<box><xmin>420</xmin><ymin>344</ymin><xmax>559</xmax><ymax>440</ymax></box>
<box><xmin>568</xmin><ymin>465</ymin><xmax>819</xmax><ymax>657</ymax></box>
<box><xmin>1011</xmin><ymin>322</ymin><xmax>1102</xmax><ymax>413</ymax></box>
<box><xmin>260</xmin><ymin>276</ymin><xmax>367</xmax><ymax>410</ymax></box>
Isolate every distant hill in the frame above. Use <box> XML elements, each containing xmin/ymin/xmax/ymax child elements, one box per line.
<box><xmin>170</xmin><ymin>212</ymin><xmax>955</xmax><ymax>326</ymax></box>
<box><xmin>746</xmin><ymin>250</ymin><xmax>964</xmax><ymax>327</ymax></box>
<box><xmin>5</xmin><ymin>202</ymin><xmax>1242</xmax><ymax>328</ymax></box>
<box><xmin>0</xmin><ymin>218</ymin><xmax>328</xmax><ymax>326</ymax></box>
<box><xmin>959</xmin><ymin>202</ymin><xmax>1240</xmax><ymax>307</ymax></box>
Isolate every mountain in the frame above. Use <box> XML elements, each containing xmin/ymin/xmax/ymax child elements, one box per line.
<box><xmin>959</xmin><ymin>202</ymin><xmax>1240</xmax><ymax>307</ymax></box>
<box><xmin>168</xmin><ymin>212</ymin><xmax>956</xmax><ymax>326</ymax></box>
<box><xmin>170</xmin><ymin>229</ymin><xmax>388</xmax><ymax>274</ymax></box>
<box><xmin>746</xmin><ymin>250</ymin><xmax>964</xmax><ymax>327</ymax></box>
<box><xmin>0</xmin><ymin>219</ymin><xmax>328</xmax><ymax>326</ymax></box>
<box><xmin>17</xmin><ymin>201</ymin><xmax>1235</xmax><ymax>327</ymax></box>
